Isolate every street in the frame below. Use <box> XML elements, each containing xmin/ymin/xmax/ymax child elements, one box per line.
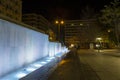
<box><xmin>48</xmin><ymin>49</ymin><xmax>120</xmax><ymax>80</ymax></box>
<box><xmin>78</xmin><ymin>49</ymin><xmax>120</xmax><ymax>80</ymax></box>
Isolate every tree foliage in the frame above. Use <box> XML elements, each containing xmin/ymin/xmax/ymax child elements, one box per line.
<box><xmin>99</xmin><ymin>0</ymin><xmax>120</xmax><ymax>46</ymax></box>
<box><xmin>80</xmin><ymin>6</ymin><xmax>96</xmax><ymax>19</ymax></box>
<box><xmin>99</xmin><ymin>0</ymin><xmax>120</xmax><ymax>25</ymax></box>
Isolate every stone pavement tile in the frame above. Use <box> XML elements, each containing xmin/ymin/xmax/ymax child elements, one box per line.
<box><xmin>48</xmin><ymin>52</ymin><xmax>101</xmax><ymax>80</ymax></box>
<box><xmin>79</xmin><ymin>63</ymin><xmax>101</xmax><ymax>80</ymax></box>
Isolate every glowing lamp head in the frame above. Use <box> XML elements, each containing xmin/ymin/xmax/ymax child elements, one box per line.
<box><xmin>60</xmin><ymin>21</ymin><xmax>64</xmax><ymax>24</ymax></box>
<box><xmin>96</xmin><ymin>37</ymin><xmax>102</xmax><ymax>41</ymax></box>
<box><xmin>69</xmin><ymin>44</ymin><xmax>74</xmax><ymax>48</ymax></box>
<box><xmin>55</xmin><ymin>21</ymin><xmax>59</xmax><ymax>24</ymax></box>
<box><xmin>55</xmin><ymin>20</ymin><xmax>64</xmax><ymax>24</ymax></box>
<box><xmin>71</xmin><ymin>44</ymin><xmax>74</xmax><ymax>47</ymax></box>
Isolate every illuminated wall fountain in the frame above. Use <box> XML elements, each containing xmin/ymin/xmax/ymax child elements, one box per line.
<box><xmin>0</xmin><ymin>19</ymin><xmax>67</xmax><ymax>79</ymax></box>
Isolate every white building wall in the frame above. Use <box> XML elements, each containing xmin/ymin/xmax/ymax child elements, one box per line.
<box><xmin>0</xmin><ymin>19</ymin><xmax>49</xmax><ymax>77</ymax></box>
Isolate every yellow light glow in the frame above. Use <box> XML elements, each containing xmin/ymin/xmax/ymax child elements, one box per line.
<box><xmin>96</xmin><ymin>38</ymin><xmax>102</xmax><ymax>41</ymax></box>
<box><xmin>80</xmin><ymin>23</ymin><xmax>83</xmax><ymax>26</ymax></box>
<box><xmin>49</xmin><ymin>37</ymin><xmax>53</xmax><ymax>40</ymax></box>
<box><xmin>71</xmin><ymin>44</ymin><xmax>74</xmax><ymax>47</ymax></box>
<box><xmin>55</xmin><ymin>21</ymin><xmax>59</xmax><ymax>24</ymax></box>
<box><xmin>108</xmin><ymin>29</ymin><xmax>111</xmax><ymax>32</ymax></box>
<box><xmin>60</xmin><ymin>21</ymin><xmax>64</xmax><ymax>24</ymax></box>
<box><xmin>59</xmin><ymin>60</ymin><xmax>69</xmax><ymax>65</ymax></box>
<box><xmin>69</xmin><ymin>44</ymin><xmax>74</xmax><ymax>48</ymax></box>
<box><xmin>55</xmin><ymin>20</ymin><xmax>64</xmax><ymax>24</ymax></box>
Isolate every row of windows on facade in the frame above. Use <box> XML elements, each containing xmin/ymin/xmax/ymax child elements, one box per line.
<box><xmin>0</xmin><ymin>5</ymin><xmax>21</xmax><ymax>14</ymax></box>
<box><xmin>23</xmin><ymin>19</ymin><xmax>48</xmax><ymax>24</ymax></box>
<box><xmin>0</xmin><ymin>6</ymin><xmax>22</xmax><ymax>14</ymax></box>
<box><xmin>24</xmin><ymin>22</ymin><xmax>48</xmax><ymax>28</ymax></box>
<box><xmin>23</xmin><ymin>15</ymin><xmax>49</xmax><ymax>23</ymax></box>
<box><xmin>65</xmin><ymin>28</ymin><xmax>89</xmax><ymax>31</ymax></box>
<box><xmin>23</xmin><ymin>21</ymin><xmax>49</xmax><ymax>27</ymax></box>
<box><xmin>0</xmin><ymin>0</ymin><xmax>21</xmax><ymax>6</ymax></box>
<box><xmin>67</xmin><ymin>23</ymin><xmax>88</xmax><ymax>26</ymax></box>
<box><xmin>23</xmin><ymin>17</ymin><xmax>49</xmax><ymax>22</ymax></box>
<box><xmin>1</xmin><ymin>3</ymin><xmax>21</xmax><ymax>9</ymax></box>
<box><xmin>0</xmin><ymin>13</ymin><xmax>21</xmax><ymax>21</ymax></box>
<box><xmin>65</xmin><ymin>34</ymin><xmax>81</xmax><ymax>36</ymax></box>
<box><xmin>0</xmin><ymin>10</ymin><xmax>21</xmax><ymax>17</ymax></box>
<box><xmin>0</xmin><ymin>0</ymin><xmax>21</xmax><ymax>16</ymax></box>
<box><xmin>2</xmin><ymin>14</ymin><xmax>20</xmax><ymax>20</ymax></box>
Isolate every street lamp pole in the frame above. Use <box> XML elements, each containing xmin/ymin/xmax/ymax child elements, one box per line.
<box><xmin>58</xmin><ymin>23</ymin><xmax>60</xmax><ymax>42</ymax></box>
<box><xmin>55</xmin><ymin>20</ymin><xmax>64</xmax><ymax>44</ymax></box>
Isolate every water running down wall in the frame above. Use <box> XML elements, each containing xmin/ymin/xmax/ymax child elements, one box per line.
<box><xmin>0</xmin><ymin>19</ymin><xmax>63</xmax><ymax>77</ymax></box>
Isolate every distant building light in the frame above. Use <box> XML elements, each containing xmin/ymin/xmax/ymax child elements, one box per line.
<box><xmin>96</xmin><ymin>38</ymin><xmax>102</xmax><ymax>41</ymax></box>
<box><xmin>49</xmin><ymin>37</ymin><xmax>53</xmax><ymax>40</ymax></box>
<box><xmin>80</xmin><ymin>23</ymin><xmax>83</xmax><ymax>26</ymax></box>
<box><xmin>96</xmin><ymin>44</ymin><xmax>100</xmax><ymax>48</ymax></box>
<box><xmin>69</xmin><ymin>44</ymin><xmax>74</xmax><ymax>48</ymax></box>
<box><xmin>108</xmin><ymin>29</ymin><xmax>111</xmax><ymax>32</ymax></box>
<box><xmin>71</xmin><ymin>24</ymin><xmax>74</xmax><ymax>26</ymax></box>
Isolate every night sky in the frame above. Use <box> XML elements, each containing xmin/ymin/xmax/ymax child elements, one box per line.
<box><xmin>22</xmin><ymin>0</ymin><xmax>113</xmax><ymax>21</ymax></box>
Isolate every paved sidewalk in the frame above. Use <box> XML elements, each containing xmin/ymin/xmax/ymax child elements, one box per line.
<box><xmin>48</xmin><ymin>51</ymin><xmax>100</xmax><ymax>80</ymax></box>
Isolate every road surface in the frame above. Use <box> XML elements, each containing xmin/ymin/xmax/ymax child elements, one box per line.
<box><xmin>48</xmin><ymin>49</ymin><xmax>120</xmax><ymax>80</ymax></box>
<box><xmin>78</xmin><ymin>49</ymin><xmax>120</xmax><ymax>80</ymax></box>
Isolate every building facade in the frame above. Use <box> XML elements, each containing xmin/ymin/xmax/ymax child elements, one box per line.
<box><xmin>64</xmin><ymin>19</ymin><xmax>101</xmax><ymax>48</ymax></box>
<box><xmin>22</xmin><ymin>13</ymin><xmax>57</xmax><ymax>41</ymax></box>
<box><xmin>22</xmin><ymin>13</ymin><xmax>50</xmax><ymax>32</ymax></box>
<box><xmin>0</xmin><ymin>0</ymin><xmax>22</xmax><ymax>21</ymax></box>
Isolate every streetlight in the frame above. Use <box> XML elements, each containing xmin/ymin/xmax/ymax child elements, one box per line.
<box><xmin>96</xmin><ymin>37</ymin><xmax>102</xmax><ymax>52</ymax></box>
<box><xmin>55</xmin><ymin>20</ymin><xmax>64</xmax><ymax>44</ymax></box>
<box><xmin>55</xmin><ymin>20</ymin><xmax>64</xmax><ymax>24</ymax></box>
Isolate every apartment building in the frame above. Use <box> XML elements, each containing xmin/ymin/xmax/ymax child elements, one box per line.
<box><xmin>22</xmin><ymin>13</ymin><xmax>57</xmax><ymax>41</ymax></box>
<box><xmin>64</xmin><ymin>19</ymin><xmax>101</xmax><ymax>48</ymax></box>
<box><xmin>22</xmin><ymin>13</ymin><xmax>50</xmax><ymax>32</ymax></box>
<box><xmin>0</xmin><ymin>0</ymin><xmax>22</xmax><ymax>21</ymax></box>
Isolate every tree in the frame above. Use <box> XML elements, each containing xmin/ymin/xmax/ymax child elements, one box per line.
<box><xmin>99</xmin><ymin>0</ymin><xmax>120</xmax><ymax>47</ymax></box>
<box><xmin>80</xmin><ymin>6</ymin><xmax>97</xmax><ymax>19</ymax></box>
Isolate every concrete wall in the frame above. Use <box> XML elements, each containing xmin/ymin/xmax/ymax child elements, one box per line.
<box><xmin>0</xmin><ymin>19</ymin><xmax>51</xmax><ymax>77</ymax></box>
